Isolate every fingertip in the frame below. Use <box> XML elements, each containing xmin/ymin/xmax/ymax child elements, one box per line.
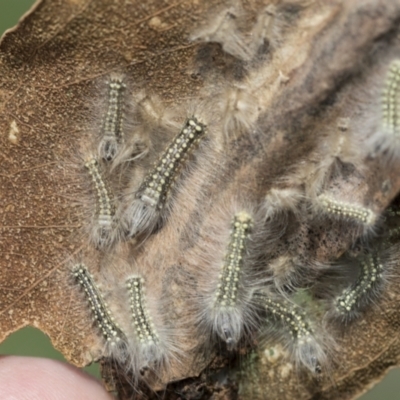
<box><xmin>0</xmin><ymin>356</ymin><xmax>113</xmax><ymax>400</ymax></box>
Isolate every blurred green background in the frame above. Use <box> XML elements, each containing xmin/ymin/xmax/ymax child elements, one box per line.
<box><xmin>0</xmin><ymin>1</ymin><xmax>399</xmax><ymax>398</ymax></box>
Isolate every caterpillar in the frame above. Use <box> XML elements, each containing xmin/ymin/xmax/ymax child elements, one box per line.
<box><xmin>123</xmin><ymin>117</ymin><xmax>206</xmax><ymax>238</ymax></box>
<box><xmin>73</xmin><ymin>264</ymin><xmax>127</xmax><ymax>350</ymax></box>
<box><xmin>382</xmin><ymin>60</ymin><xmax>400</xmax><ymax>137</ymax></box>
<box><xmin>84</xmin><ymin>156</ymin><xmax>118</xmax><ymax>249</ymax></box>
<box><xmin>335</xmin><ymin>252</ymin><xmax>384</xmax><ymax>318</ymax></box>
<box><xmin>126</xmin><ymin>276</ymin><xmax>159</xmax><ymax>355</ymax></box>
<box><xmin>366</xmin><ymin>58</ymin><xmax>400</xmax><ymax>159</ymax></box>
<box><xmin>209</xmin><ymin>211</ymin><xmax>254</xmax><ymax>349</ymax></box>
<box><xmin>254</xmin><ymin>290</ymin><xmax>327</xmax><ymax>374</ymax></box>
<box><xmin>316</xmin><ymin>194</ymin><xmax>376</xmax><ymax>227</ymax></box>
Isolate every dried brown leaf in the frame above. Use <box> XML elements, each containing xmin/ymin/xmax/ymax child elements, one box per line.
<box><xmin>1</xmin><ymin>0</ymin><xmax>400</xmax><ymax>399</ymax></box>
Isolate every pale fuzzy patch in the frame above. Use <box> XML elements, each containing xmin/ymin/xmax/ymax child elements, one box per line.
<box><xmin>8</xmin><ymin>120</ymin><xmax>19</xmax><ymax>144</ymax></box>
<box><xmin>263</xmin><ymin>187</ymin><xmax>304</xmax><ymax>220</ymax></box>
<box><xmin>301</xmin><ymin>128</ymin><xmax>363</xmax><ymax>200</ymax></box>
<box><xmin>189</xmin><ymin>4</ymin><xmax>252</xmax><ymax>61</ymax></box>
<box><xmin>263</xmin><ymin>344</ymin><xmax>285</xmax><ymax>365</ymax></box>
<box><xmin>110</xmin><ymin>133</ymin><xmax>149</xmax><ymax>172</ymax></box>
<box><xmin>241</xmin><ymin>4</ymin><xmax>318</xmax><ymax>110</ymax></box>
<box><xmin>266</xmin><ymin>253</ymin><xmax>330</xmax><ymax>296</ymax></box>
<box><xmin>259</xmin><ymin>187</ymin><xmax>323</xmax><ymax>294</ymax></box>
<box><xmin>133</xmin><ymin>90</ymin><xmax>181</xmax><ymax>131</ymax></box>
<box><xmin>249</xmin><ymin>3</ymin><xmax>302</xmax><ymax>54</ymax></box>
<box><xmin>267</xmin><ymin>256</ymin><xmax>297</xmax><ymax>292</ymax></box>
<box><xmin>219</xmin><ymin>85</ymin><xmax>259</xmax><ymax>138</ymax></box>
<box><xmin>189</xmin><ymin>2</ymin><xmax>304</xmax><ymax>61</ymax></box>
<box><xmin>250</xmin><ymin>5</ymin><xmax>279</xmax><ymax>54</ymax></box>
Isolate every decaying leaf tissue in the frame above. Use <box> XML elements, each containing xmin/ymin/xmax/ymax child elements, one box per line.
<box><xmin>2</xmin><ymin>0</ymin><xmax>400</xmax><ymax>399</ymax></box>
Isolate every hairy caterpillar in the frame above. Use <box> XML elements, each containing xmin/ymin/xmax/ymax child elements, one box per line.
<box><xmin>126</xmin><ymin>276</ymin><xmax>159</xmax><ymax>361</ymax></box>
<box><xmin>192</xmin><ymin>210</ymin><xmax>258</xmax><ymax>351</ymax></box>
<box><xmin>365</xmin><ymin>59</ymin><xmax>400</xmax><ymax>160</ymax></box>
<box><xmin>334</xmin><ymin>252</ymin><xmax>384</xmax><ymax>318</ymax></box>
<box><xmin>254</xmin><ymin>290</ymin><xmax>328</xmax><ymax>374</ymax></box>
<box><xmin>123</xmin><ymin>117</ymin><xmax>206</xmax><ymax>238</ymax></box>
<box><xmin>382</xmin><ymin>60</ymin><xmax>400</xmax><ymax>137</ymax></box>
<box><xmin>316</xmin><ymin>194</ymin><xmax>376</xmax><ymax>227</ymax></box>
<box><xmin>73</xmin><ymin>264</ymin><xmax>127</xmax><ymax>351</ymax></box>
<box><xmin>84</xmin><ymin>156</ymin><xmax>119</xmax><ymax>249</ymax></box>
<box><xmin>123</xmin><ymin>272</ymin><xmax>185</xmax><ymax>380</ymax></box>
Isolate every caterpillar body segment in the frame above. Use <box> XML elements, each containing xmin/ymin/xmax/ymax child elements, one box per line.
<box><xmin>99</xmin><ymin>75</ymin><xmax>127</xmax><ymax>161</ymax></box>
